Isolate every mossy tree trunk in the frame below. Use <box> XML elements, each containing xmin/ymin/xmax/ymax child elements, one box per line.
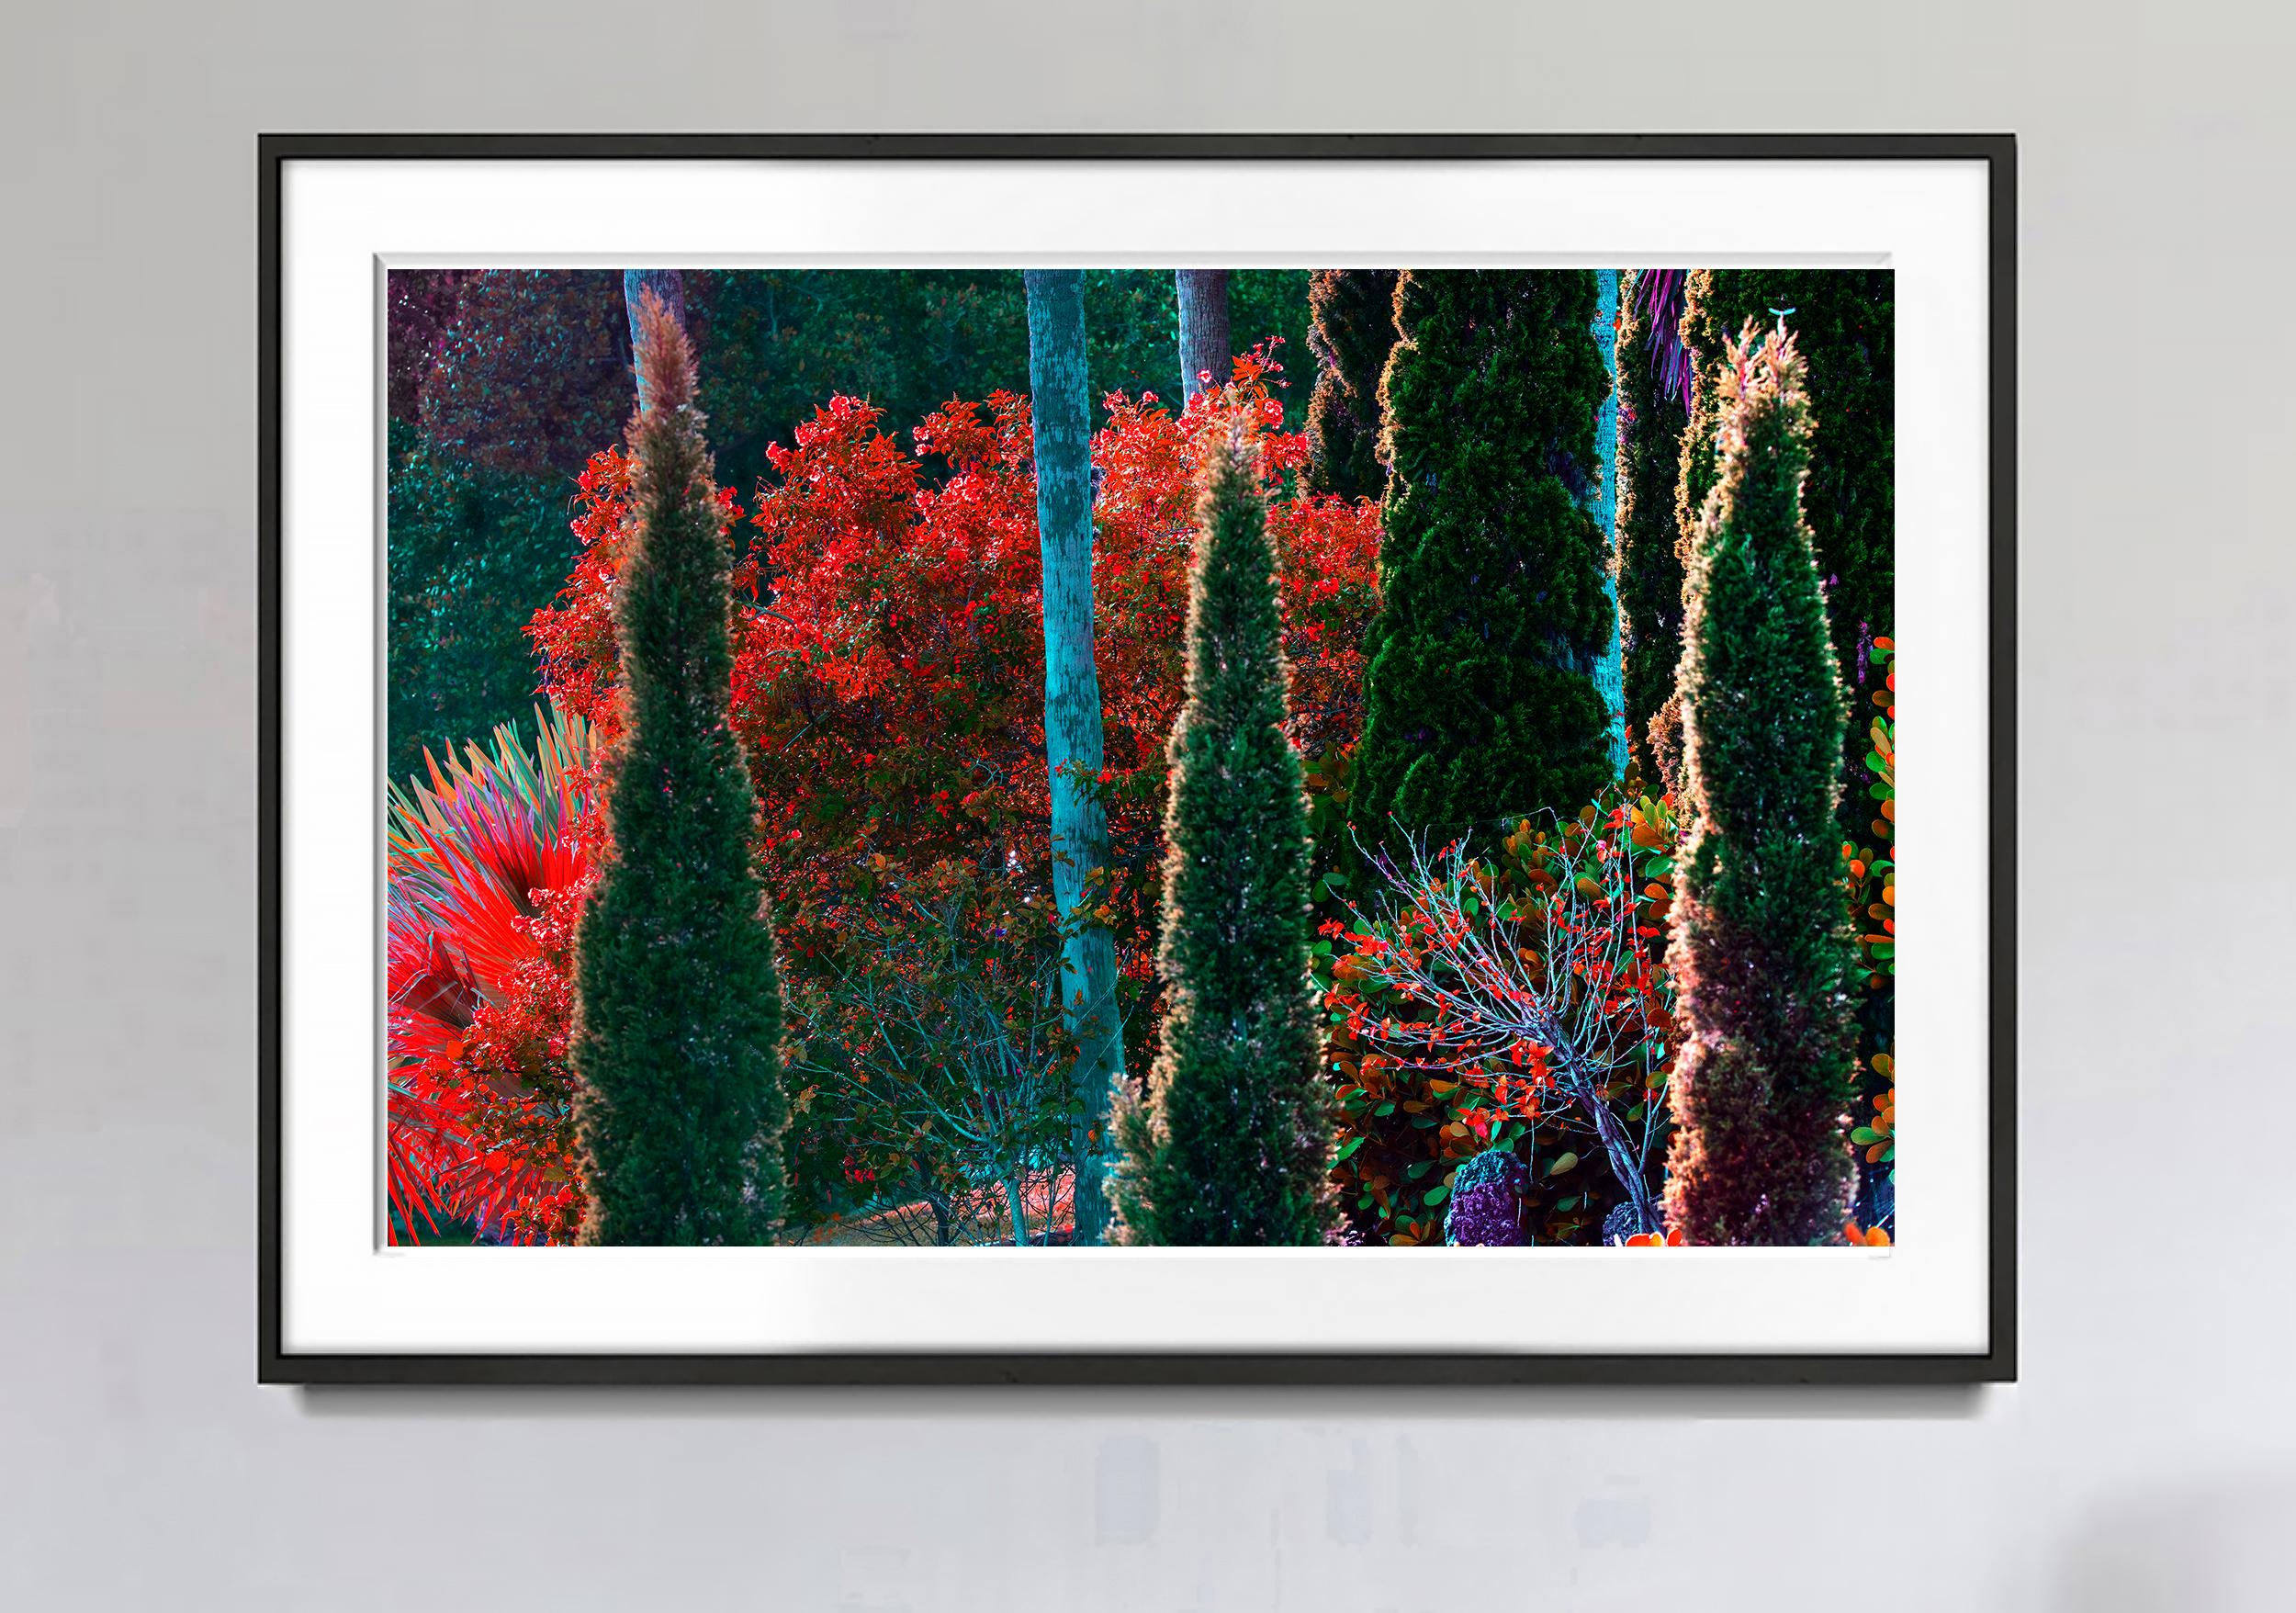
<box><xmin>1023</xmin><ymin>269</ymin><xmax>1127</xmax><ymax>1245</ymax></box>
<box><xmin>1174</xmin><ymin>269</ymin><xmax>1232</xmax><ymax>406</ymax></box>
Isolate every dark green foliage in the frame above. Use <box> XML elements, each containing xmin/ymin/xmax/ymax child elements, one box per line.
<box><xmin>385</xmin><ymin>420</ymin><xmax>574</xmax><ymax>784</ymax></box>
<box><xmin>1116</xmin><ymin>436</ymin><xmax>1334</xmax><ymax>1245</ymax></box>
<box><xmin>1077</xmin><ymin>270</ymin><xmax>1313</xmax><ymax>427</ymax></box>
<box><xmin>696</xmin><ymin>269</ymin><xmax>1313</xmax><ymax>490</ymax></box>
<box><xmin>573</xmin><ymin>297</ymin><xmax>788</xmax><ymax>1246</ymax></box>
<box><xmin>695</xmin><ymin>269</ymin><xmax>1033</xmax><ymax>485</ymax></box>
<box><xmin>1615</xmin><ymin>268</ymin><xmax>1693</xmax><ymax>779</ymax></box>
<box><xmin>1663</xmin><ymin>325</ymin><xmax>1859</xmax><ymax>1246</ymax></box>
<box><xmin>1348</xmin><ymin>270</ymin><xmax>1615</xmax><ymax>846</ymax></box>
<box><xmin>1678</xmin><ymin>270</ymin><xmax>1894</xmax><ymax>824</ymax></box>
<box><xmin>1303</xmin><ymin>269</ymin><xmax>1401</xmax><ymax>500</ymax></box>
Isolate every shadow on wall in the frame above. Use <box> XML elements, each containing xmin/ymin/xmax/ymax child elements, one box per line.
<box><xmin>2052</xmin><ymin>1472</ymin><xmax>2296</xmax><ymax>1612</ymax></box>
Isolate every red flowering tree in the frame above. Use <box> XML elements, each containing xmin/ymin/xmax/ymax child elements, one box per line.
<box><xmin>523</xmin><ymin>349</ymin><xmax>1381</xmax><ymax>1238</ymax></box>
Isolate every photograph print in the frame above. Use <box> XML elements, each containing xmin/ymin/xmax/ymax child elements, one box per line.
<box><xmin>382</xmin><ymin>262</ymin><xmax>1901</xmax><ymax>1256</ymax></box>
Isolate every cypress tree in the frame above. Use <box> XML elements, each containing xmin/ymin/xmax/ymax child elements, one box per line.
<box><xmin>573</xmin><ymin>292</ymin><xmax>787</xmax><ymax>1245</ymax></box>
<box><xmin>1663</xmin><ymin>322</ymin><xmax>1859</xmax><ymax>1246</ymax></box>
<box><xmin>1115</xmin><ymin>433</ymin><xmax>1334</xmax><ymax>1246</ymax></box>
<box><xmin>1302</xmin><ymin>268</ymin><xmax>1401</xmax><ymax>500</ymax></box>
<box><xmin>1675</xmin><ymin>269</ymin><xmax>1894</xmax><ymax>825</ymax></box>
<box><xmin>1348</xmin><ymin>270</ymin><xmax>1615</xmax><ymax>847</ymax></box>
<box><xmin>1615</xmin><ymin>268</ymin><xmax>1694</xmax><ymax>780</ymax></box>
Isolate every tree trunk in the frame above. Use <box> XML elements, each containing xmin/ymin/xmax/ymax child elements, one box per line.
<box><xmin>1174</xmin><ymin>269</ymin><xmax>1232</xmax><ymax>405</ymax></box>
<box><xmin>1023</xmin><ymin>269</ymin><xmax>1127</xmax><ymax>1246</ymax></box>
<box><xmin>623</xmin><ymin>270</ymin><xmax>686</xmax><ymax>412</ymax></box>
<box><xmin>1588</xmin><ymin>268</ymin><xmax>1629</xmax><ymax>778</ymax></box>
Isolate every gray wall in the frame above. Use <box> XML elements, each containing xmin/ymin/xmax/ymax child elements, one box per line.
<box><xmin>3</xmin><ymin>2</ymin><xmax>2288</xmax><ymax>1607</ymax></box>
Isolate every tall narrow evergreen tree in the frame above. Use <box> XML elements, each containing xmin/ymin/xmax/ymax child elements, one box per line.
<box><xmin>573</xmin><ymin>291</ymin><xmax>787</xmax><ymax>1245</ymax></box>
<box><xmin>1615</xmin><ymin>267</ymin><xmax>1693</xmax><ymax>781</ymax></box>
<box><xmin>1023</xmin><ymin>269</ymin><xmax>1127</xmax><ymax>1245</ymax></box>
<box><xmin>1302</xmin><ymin>268</ymin><xmax>1401</xmax><ymax>500</ymax></box>
<box><xmin>1675</xmin><ymin>269</ymin><xmax>1894</xmax><ymax>827</ymax></box>
<box><xmin>1663</xmin><ymin>322</ymin><xmax>1859</xmax><ymax>1246</ymax></box>
<box><xmin>1174</xmin><ymin>269</ymin><xmax>1232</xmax><ymax>405</ymax></box>
<box><xmin>1348</xmin><ymin>270</ymin><xmax>1615</xmax><ymax>848</ymax></box>
<box><xmin>1115</xmin><ymin>433</ymin><xmax>1334</xmax><ymax>1246</ymax></box>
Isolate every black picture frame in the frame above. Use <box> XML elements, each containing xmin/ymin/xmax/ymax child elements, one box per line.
<box><xmin>259</xmin><ymin>131</ymin><xmax>2017</xmax><ymax>1387</ymax></box>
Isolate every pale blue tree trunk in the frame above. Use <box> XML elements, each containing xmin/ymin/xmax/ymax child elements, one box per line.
<box><xmin>1175</xmin><ymin>269</ymin><xmax>1232</xmax><ymax>405</ymax></box>
<box><xmin>1588</xmin><ymin>268</ymin><xmax>1629</xmax><ymax>777</ymax></box>
<box><xmin>623</xmin><ymin>269</ymin><xmax>686</xmax><ymax>412</ymax></box>
<box><xmin>1023</xmin><ymin>269</ymin><xmax>1127</xmax><ymax>1245</ymax></box>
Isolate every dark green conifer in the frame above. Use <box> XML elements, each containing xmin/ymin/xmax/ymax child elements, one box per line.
<box><xmin>573</xmin><ymin>293</ymin><xmax>787</xmax><ymax>1246</ymax></box>
<box><xmin>1663</xmin><ymin>323</ymin><xmax>1859</xmax><ymax>1246</ymax></box>
<box><xmin>1348</xmin><ymin>270</ymin><xmax>1614</xmax><ymax>847</ymax></box>
<box><xmin>1675</xmin><ymin>269</ymin><xmax>1894</xmax><ymax>824</ymax></box>
<box><xmin>1115</xmin><ymin>433</ymin><xmax>1334</xmax><ymax>1245</ymax></box>
<box><xmin>1302</xmin><ymin>268</ymin><xmax>1401</xmax><ymax>500</ymax></box>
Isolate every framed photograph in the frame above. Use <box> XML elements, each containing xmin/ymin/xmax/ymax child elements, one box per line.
<box><xmin>260</xmin><ymin>133</ymin><xmax>2015</xmax><ymax>1384</ymax></box>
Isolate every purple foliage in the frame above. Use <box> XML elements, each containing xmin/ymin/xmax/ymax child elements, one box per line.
<box><xmin>1444</xmin><ymin>1148</ymin><xmax>1530</xmax><ymax>1246</ymax></box>
<box><xmin>1632</xmin><ymin>268</ymin><xmax>1695</xmax><ymax>411</ymax></box>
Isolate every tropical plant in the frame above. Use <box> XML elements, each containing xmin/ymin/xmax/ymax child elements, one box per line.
<box><xmin>572</xmin><ymin>292</ymin><xmax>789</xmax><ymax>1246</ymax></box>
<box><xmin>386</xmin><ymin>703</ymin><xmax>597</xmax><ymax>1244</ymax></box>
<box><xmin>1115</xmin><ymin>431</ymin><xmax>1334</xmax><ymax>1246</ymax></box>
<box><xmin>1663</xmin><ymin>321</ymin><xmax>1860</xmax><ymax>1246</ymax></box>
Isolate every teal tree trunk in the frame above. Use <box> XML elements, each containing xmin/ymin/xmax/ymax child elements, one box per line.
<box><xmin>1348</xmin><ymin>270</ymin><xmax>1615</xmax><ymax>848</ymax></box>
<box><xmin>1663</xmin><ymin>322</ymin><xmax>1859</xmax><ymax>1246</ymax></box>
<box><xmin>1175</xmin><ymin>269</ymin><xmax>1232</xmax><ymax>405</ymax></box>
<box><xmin>1114</xmin><ymin>433</ymin><xmax>1335</xmax><ymax>1246</ymax></box>
<box><xmin>573</xmin><ymin>291</ymin><xmax>787</xmax><ymax>1246</ymax></box>
<box><xmin>1677</xmin><ymin>269</ymin><xmax>1894</xmax><ymax>827</ymax></box>
<box><xmin>1587</xmin><ymin>268</ymin><xmax>1628</xmax><ymax>775</ymax></box>
<box><xmin>1615</xmin><ymin>268</ymin><xmax>1693</xmax><ymax>784</ymax></box>
<box><xmin>1303</xmin><ymin>268</ymin><xmax>1401</xmax><ymax>500</ymax></box>
<box><xmin>623</xmin><ymin>270</ymin><xmax>686</xmax><ymax>412</ymax></box>
<box><xmin>1023</xmin><ymin>269</ymin><xmax>1127</xmax><ymax>1246</ymax></box>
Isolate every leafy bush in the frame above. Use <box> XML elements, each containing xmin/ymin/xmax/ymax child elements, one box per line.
<box><xmin>1322</xmin><ymin>787</ymin><xmax>1680</xmax><ymax>1246</ymax></box>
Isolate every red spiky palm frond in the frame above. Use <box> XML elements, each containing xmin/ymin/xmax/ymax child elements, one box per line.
<box><xmin>386</xmin><ymin>705</ymin><xmax>597</xmax><ymax>1243</ymax></box>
